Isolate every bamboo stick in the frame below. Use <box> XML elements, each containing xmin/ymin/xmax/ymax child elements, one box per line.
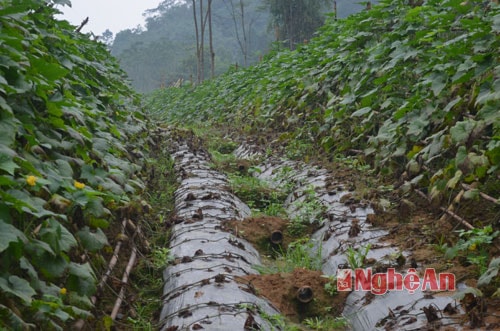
<box><xmin>74</xmin><ymin>219</ymin><xmax>128</xmax><ymax>330</ymax></box>
<box><xmin>98</xmin><ymin>219</ymin><xmax>128</xmax><ymax>291</ymax></box>
<box><xmin>415</xmin><ymin>189</ymin><xmax>474</xmax><ymax>230</ymax></box>
<box><xmin>111</xmin><ymin>245</ymin><xmax>137</xmax><ymax>320</ymax></box>
<box><xmin>126</xmin><ymin>218</ymin><xmax>151</xmax><ymax>252</ymax></box>
<box><xmin>438</xmin><ymin>190</ymin><xmax>464</xmax><ymax>224</ymax></box>
<box><xmin>462</xmin><ymin>183</ymin><xmax>500</xmax><ymax>205</ymax></box>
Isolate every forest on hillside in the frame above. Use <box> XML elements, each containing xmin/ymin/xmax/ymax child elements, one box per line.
<box><xmin>110</xmin><ymin>0</ymin><xmax>371</xmax><ymax>92</ymax></box>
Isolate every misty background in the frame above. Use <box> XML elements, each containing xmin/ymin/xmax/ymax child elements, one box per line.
<box><xmin>87</xmin><ymin>0</ymin><xmax>373</xmax><ymax>93</ymax></box>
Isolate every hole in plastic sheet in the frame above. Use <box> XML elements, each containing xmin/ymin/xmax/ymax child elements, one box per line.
<box><xmin>422</xmin><ymin>304</ymin><xmax>440</xmax><ymax>323</ymax></box>
<box><xmin>228</xmin><ymin>238</ymin><xmax>246</xmax><ymax>250</ymax></box>
<box><xmin>296</xmin><ymin>286</ymin><xmax>314</xmax><ymax>303</ymax></box>
<box><xmin>270</xmin><ymin>230</ymin><xmax>283</xmax><ymax>244</ymax></box>
<box><xmin>244</xmin><ymin>314</ymin><xmax>260</xmax><ymax>330</ymax></box>
<box><xmin>214</xmin><ymin>274</ymin><xmax>226</xmax><ymax>283</ymax></box>
<box><xmin>181</xmin><ymin>256</ymin><xmax>193</xmax><ymax>263</ymax></box>
<box><xmin>178</xmin><ymin>309</ymin><xmax>192</xmax><ymax>318</ymax></box>
<box><xmin>185</xmin><ymin>192</ymin><xmax>197</xmax><ymax>201</ymax></box>
<box><xmin>192</xmin><ymin>323</ymin><xmax>204</xmax><ymax>330</ymax></box>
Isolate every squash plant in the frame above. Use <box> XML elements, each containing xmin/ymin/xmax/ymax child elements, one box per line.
<box><xmin>149</xmin><ymin>0</ymin><xmax>499</xmax><ymax>198</ymax></box>
<box><xmin>0</xmin><ymin>0</ymin><xmax>147</xmax><ymax>329</ymax></box>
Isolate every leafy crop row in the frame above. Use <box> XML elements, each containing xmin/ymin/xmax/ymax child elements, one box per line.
<box><xmin>148</xmin><ymin>0</ymin><xmax>499</xmax><ymax>199</ymax></box>
<box><xmin>1</xmin><ymin>0</ymin><xmax>147</xmax><ymax>328</ymax></box>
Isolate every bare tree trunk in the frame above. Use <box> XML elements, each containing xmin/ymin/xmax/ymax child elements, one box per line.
<box><xmin>240</xmin><ymin>0</ymin><xmax>248</xmax><ymax>66</ymax></box>
<box><xmin>192</xmin><ymin>0</ymin><xmax>201</xmax><ymax>84</ymax></box>
<box><xmin>224</xmin><ymin>0</ymin><xmax>250</xmax><ymax>67</ymax></box>
<box><xmin>200</xmin><ymin>0</ymin><xmax>205</xmax><ymax>82</ymax></box>
<box><xmin>208</xmin><ymin>0</ymin><xmax>214</xmax><ymax>78</ymax></box>
<box><xmin>288</xmin><ymin>1</ymin><xmax>293</xmax><ymax>49</ymax></box>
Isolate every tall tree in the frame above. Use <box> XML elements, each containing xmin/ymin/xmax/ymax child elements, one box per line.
<box><xmin>192</xmin><ymin>0</ymin><xmax>214</xmax><ymax>83</ymax></box>
<box><xmin>223</xmin><ymin>0</ymin><xmax>253</xmax><ymax>67</ymax></box>
<box><xmin>265</xmin><ymin>0</ymin><xmax>332</xmax><ymax>49</ymax></box>
<box><xmin>100</xmin><ymin>29</ymin><xmax>114</xmax><ymax>47</ymax></box>
<box><xmin>192</xmin><ymin>0</ymin><xmax>201</xmax><ymax>82</ymax></box>
<box><xmin>208</xmin><ymin>0</ymin><xmax>214</xmax><ymax>78</ymax></box>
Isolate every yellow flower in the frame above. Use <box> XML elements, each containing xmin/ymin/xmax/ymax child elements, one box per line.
<box><xmin>60</xmin><ymin>288</ymin><xmax>67</xmax><ymax>295</ymax></box>
<box><xmin>26</xmin><ymin>175</ymin><xmax>37</xmax><ymax>186</ymax></box>
<box><xmin>469</xmin><ymin>243</ymin><xmax>477</xmax><ymax>251</ymax></box>
<box><xmin>74</xmin><ymin>180</ymin><xmax>85</xmax><ymax>189</ymax></box>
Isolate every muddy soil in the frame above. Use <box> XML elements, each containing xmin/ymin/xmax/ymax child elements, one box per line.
<box><xmin>87</xmin><ymin>126</ymin><xmax>500</xmax><ymax>330</ymax></box>
<box><xmin>221</xmin><ymin>216</ymin><xmax>318</xmax><ymax>254</ymax></box>
<box><xmin>238</xmin><ymin>268</ymin><xmax>349</xmax><ymax>323</ymax></box>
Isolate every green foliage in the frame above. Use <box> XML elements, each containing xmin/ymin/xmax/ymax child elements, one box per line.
<box><xmin>151</xmin><ymin>247</ymin><xmax>173</xmax><ymax>269</ymax></box>
<box><xmin>228</xmin><ymin>170</ymin><xmax>289</xmax><ymax>212</ymax></box>
<box><xmin>303</xmin><ymin>316</ymin><xmax>348</xmax><ymax>330</ymax></box>
<box><xmin>148</xmin><ymin>0</ymin><xmax>500</xmax><ymax>200</ymax></box>
<box><xmin>346</xmin><ymin>244</ymin><xmax>371</xmax><ymax>269</ymax></box>
<box><xmin>248</xmin><ymin>304</ymin><xmax>302</xmax><ymax>331</ymax></box>
<box><xmin>259</xmin><ymin>311</ymin><xmax>288</xmax><ymax>330</ymax></box>
<box><xmin>0</xmin><ymin>0</ymin><xmax>146</xmax><ymax>328</ymax></box>
<box><xmin>255</xmin><ymin>238</ymin><xmax>323</xmax><ymax>274</ymax></box>
<box><xmin>321</xmin><ymin>274</ymin><xmax>337</xmax><ymax>296</ymax></box>
<box><xmin>445</xmin><ymin>226</ymin><xmax>499</xmax><ymax>274</ymax></box>
<box><xmin>288</xmin><ymin>187</ymin><xmax>326</xmax><ymax>236</ymax></box>
<box><xmin>478</xmin><ymin>257</ymin><xmax>500</xmax><ymax>287</ymax></box>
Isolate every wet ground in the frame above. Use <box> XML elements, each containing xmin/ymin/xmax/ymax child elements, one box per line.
<box><xmin>156</xmin><ymin>129</ymin><xmax>500</xmax><ymax>330</ymax></box>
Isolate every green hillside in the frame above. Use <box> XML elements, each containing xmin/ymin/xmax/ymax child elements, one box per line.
<box><xmin>148</xmin><ymin>0</ymin><xmax>500</xmax><ymax>200</ymax></box>
<box><xmin>0</xmin><ymin>0</ymin><xmax>147</xmax><ymax>328</ymax></box>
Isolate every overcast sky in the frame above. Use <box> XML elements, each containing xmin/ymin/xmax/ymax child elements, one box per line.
<box><xmin>58</xmin><ymin>0</ymin><xmax>164</xmax><ymax>36</ymax></box>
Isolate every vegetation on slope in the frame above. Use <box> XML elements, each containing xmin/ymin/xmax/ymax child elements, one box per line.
<box><xmin>0</xmin><ymin>0</ymin><xmax>147</xmax><ymax>328</ymax></box>
<box><xmin>148</xmin><ymin>0</ymin><xmax>500</xmax><ymax>202</ymax></box>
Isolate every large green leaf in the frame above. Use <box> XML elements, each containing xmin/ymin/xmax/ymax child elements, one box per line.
<box><xmin>351</xmin><ymin>107</ymin><xmax>371</xmax><ymax>117</ymax></box>
<box><xmin>0</xmin><ymin>219</ymin><xmax>26</xmax><ymax>253</ymax></box>
<box><xmin>39</xmin><ymin>219</ymin><xmax>77</xmax><ymax>254</ymax></box>
<box><xmin>0</xmin><ymin>153</ymin><xmax>18</xmax><ymax>176</ymax></box>
<box><xmin>0</xmin><ymin>116</ymin><xmax>18</xmax><ymax>145</ymax></box>
<box><xmin>478</xmin><ymin>257</ymin><xmax>500</xmax><ymax>287</ymax></box>
<box><xmin>0</xmin><ymin>303</ymin><xmax>34</xmax><ymax>330</ymax></box>
<box><xmin>67</xmin><ymin>262</ymin><xmax>96</xmax><ymax>296</ymax></box>
<box><xmin>450</xmin><ymin>121</ymin><xmax>475</xmax><ymax>144</ymax></box>
<box><xmin>76</xmin><ymin>227</ymin><xmax>108</xmax><ymax>252</ymax></box>
<box><xmin>0</xmin><ymin>275</ymin><xmax>36</xmax><ymax>304</ymax></box>
<box><xmin>31</xmin><ymin>58</ymin><xmax>69</xmax><ymax>82</ymax></box>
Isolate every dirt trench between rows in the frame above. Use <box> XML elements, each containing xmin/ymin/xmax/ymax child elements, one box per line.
<box><xmin>155</xmin><ymin>128</ymin><xmax>499</xmax><ymax>331</ymax></box>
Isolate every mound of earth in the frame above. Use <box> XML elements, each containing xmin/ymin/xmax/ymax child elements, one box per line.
<box><xmin>237</xmin><ymin>268</ymin><xmax>349</xmax><ymax>323</ymax></box>
<box><xmin>221</xmin><ymin>216</ymin><xmax>291</xmax><ymax>252</ymax></box>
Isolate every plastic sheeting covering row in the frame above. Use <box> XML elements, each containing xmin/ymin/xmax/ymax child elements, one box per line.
<box><xmin>235</xmin><ymin>142</ymin><xmax>463</xmax><ymax>331</ymax></box>
<box><xmin>159</xmin><ymin>140</ymin><xmax>279</xmax><ymax>331</ymax></box>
